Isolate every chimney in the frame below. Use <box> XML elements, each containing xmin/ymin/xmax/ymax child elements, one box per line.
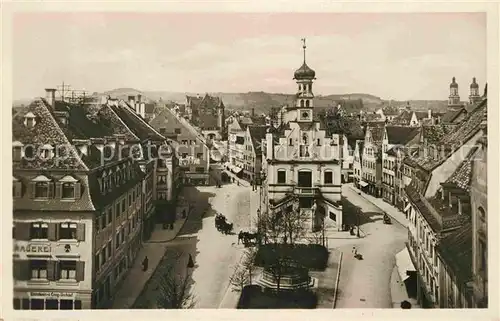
<box><xmin>428</xmin><ymin>109</ymin><xmax>432</xmax><ymax>119</ymax></box>
<box><xmin>128</xmin><ymin>95</ymin><xmax>135</xmax><ymax>106</ymax></box>
<box><xmin>139</xmin><ymin>102</ymin><xmax>146</xmax><ymax>119</ymax></box>
<box><xmin>137</xmin><ymin>94</ymin><xmax>142</xmax><ymax>103</ymax></box>
<box><xmin>251</xmin><ymin>108</ymin><xmax>255</xmax><ymax>118</ymax></box>
<box><xmin>45</xmin><ymin>88</ymin><xmax>56</xmax><ymax>108</ymax></box>
<box><xmin>197</xmin><ymin>93</ymin><xmax>200</xmax><ymax>99</ymax></box>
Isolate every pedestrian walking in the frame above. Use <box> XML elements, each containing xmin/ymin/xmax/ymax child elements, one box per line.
<box><xmin>142</xmin><ymin>256</ymin><xmax>149</xmax><ymax>271</ymax></box>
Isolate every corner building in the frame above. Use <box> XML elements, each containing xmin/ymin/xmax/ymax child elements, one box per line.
<box><xmin>262</xmin><ymin>40</ymin><xmax>343</xmax><ymax>231</ymax></box>
<box><xmin>11</xmin><ymin>91</ymin><xmax>171</xmax><ymax>309</ymax></box>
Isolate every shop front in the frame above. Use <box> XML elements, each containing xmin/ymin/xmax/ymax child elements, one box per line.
<box><xmin>13</xmin><ymin>290</ymin><xmax>91</xmax><ymax>310</ymax></box>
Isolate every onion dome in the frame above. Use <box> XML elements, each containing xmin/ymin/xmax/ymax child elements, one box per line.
<box><xmin>470</xmin><ymin>77</ymin><xmax>479</xmax><ymax>89</ymax></box>
<box><xmin>294</xmin><ymin>62</ymin><xmax>316</xmax><ymax>80</ymax></box>
<box><xmin>450</xmin><ymin>77</ymin><xmax>458</xmax><ymax>88</ymax></box>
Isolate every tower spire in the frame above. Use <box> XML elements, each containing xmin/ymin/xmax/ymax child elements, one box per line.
<box><xmin>302</xmin><ymin>38</ymin><xmax>306</xmax><ymax>63</ymax></box>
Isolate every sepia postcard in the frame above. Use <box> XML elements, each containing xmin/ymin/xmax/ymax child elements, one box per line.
<box><xmin>1</xmin><ymin>1</ymin><xmax>498</xmax><ymax>321</ymax></box>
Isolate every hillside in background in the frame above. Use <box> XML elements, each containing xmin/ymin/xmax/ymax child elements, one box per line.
<box><xmin>14</xmin><ymin>88</ymin><xmax>450</xmax><ymax>114</ymax></box>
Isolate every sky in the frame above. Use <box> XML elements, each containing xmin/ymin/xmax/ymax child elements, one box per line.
<box><xmin>13</xmin><ymin>12</ymin><xmax>486</xmax><ymax>101</ymax></box>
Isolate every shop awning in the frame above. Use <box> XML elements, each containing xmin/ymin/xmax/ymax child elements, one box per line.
<box><xmin>404</xmin><ymin>203</ymin><xmax>411</xmax><ymax>212</ymax></box>
<box><xmin>359</xmin><ymin>180</ymin><xmax>368</xmax><ymax>187</ymax></box>
<box><xmin>395</xmin><ymin>248</ymin><xmax>416</xmax><ymax>281</ymax></box>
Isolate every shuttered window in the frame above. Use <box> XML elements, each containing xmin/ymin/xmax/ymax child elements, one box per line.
<box><xmin>30</xmin><ymin>222</ymin><xmax>48</xmax><ymax>239</ymax></box>
<box><xmin>59</xmin><ymin>222</ymin><xmax>77</xmax><ymax>240</ymax></box>
<box><xmin>62</xmin><ymin>183</ymin><xmax>75</xmax><ymax>199</ymax></box>
<box><xmin>75</xmin><ymin>261</ymin><xmax>85</xmax><ymax>281</ymax></box>
<box><xmin>30</xmin><ymin>260</ymin><xmax>48</xmax><ymax>279</ymax></box>
<box><xmin>59</xmin><ymin>260</ymin><xmax>77</xmax><ymax>280</ymax></box>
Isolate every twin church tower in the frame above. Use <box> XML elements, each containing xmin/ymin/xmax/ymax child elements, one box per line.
<box><xmin>448</xmin><ymin>76</ymin><xmax>482</xmax><ymax>110</ymax></box>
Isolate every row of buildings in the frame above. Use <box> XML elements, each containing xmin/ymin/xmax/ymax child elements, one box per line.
<box><xmin>351</xmin><ymin>77</ymin><xmax>488</xmax><ymax>308</ymax></box>
<box><xmin>12</xmin><ymin>91</ymin><xmax>184</xmax><ymax>309</ymax></box>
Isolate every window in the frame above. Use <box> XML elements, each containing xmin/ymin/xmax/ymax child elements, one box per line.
<box><xmin>31</xmin><ymin>298</ymin><xmax>44</xmax><ymax>310</ymax></box>
<box><xmin>115</xmin><ymin>204</ymin><xmax>120</xmax><ymax>218</ymax></box>
<box><xmin>94</xmin><ymin>253</ymin><xmax>100</xmax><ymax>271</ymax></box>
<box><xmin>46</xmin><ymin>299</ymin><xmax>58</xmax><ymax>310</ymax></box>
<box><xmin>159</xmin><ymin>128</ymin><xmax>166</xmax><ymax>134</ymax></box>
<box><xmin>35</xmin><ymin>182</ymin><xmax>49</xmax><ymax>198</ymax></box>
<box><xmin>324</xmin><ymin>171</ymin><xmax>333</xmax><ymax>184</ymax></box>
<box><xmin>196</xmin><ymin>167</ymin><xmax>205</xmax><ymax>173</ymax></box>
<box><xmin>59</xmin><ymin>222</ymin><xmax>77</xmax><ymax>239</ymax></box>
<box><xmin>197</xmin><ymin>153</ymin><xmax>203</xmax><ymax>158</ymax></box>
<box><xmin>59</xmin><ymin>260</ymin><xmax>77</xmax><ymax>280</ymax></box>
<box><xmin>13</xmin><ymin>298</ymin><xmax>21</xmax><ymax>310</ymax></box>
<box><xmin>61</xmin><ymin>183</ymin><xmax>75</xmax><ymax>199</ymax></box>
<box><xmin>121</xmin><ymin>200</ymin><xmax>126</xmax><ymax>213</ymax></box>
<box><xmin>100</xmin><ymin>250</ymin><xmax>105</xmax><ymax>266</ymax></box>
<box><xmin>30</xmin><ymin>222</ymin><xmax>48</xmax><ymax>239</ymax></box>
<box><xmin>478</xmin><ymin>239</ymin><xmax>487</xmax><ymax>272</ymax></box>
<box><xmin>158</xmin><ymin>175</ymin><xmax>167</xmax><ymax>184</ymax></box>
<box><xmin>175</xmin><ymin>128</ymin><xmax>181</xmax><ymax>134</ymax></box>
<box><xmin>277</xmin><ymin>170</ymin><xmax>286</xmax><ymax>184</ymax></box>
<box><xmin>30</xmin><ymin>260</ymin><xmax>48</xmax><ymax>279</ymax></box>
<box><xmin>106</xmin><ymin>242</ymin><xmax>111</xmax><ymax>259</ymax></box>
<box><xmin>115</xmin><ymin>232</ymin><xmax>120</xmax><ymax>249</ymax></box>
<box><xmin>317</xmin><ymin>138</ymin><xmax>321</xmax><ymax>146</ymax></box>
<box><xmin>60</xmin><ymin>299</ymin><xmax>74</xmax><ymax>310</ymax></box>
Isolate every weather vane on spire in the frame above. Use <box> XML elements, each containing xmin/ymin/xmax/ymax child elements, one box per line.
<box><xmin>301</xmin><ymin>38</ymin><xmax>307</xmax><ymax>63</ymax></box>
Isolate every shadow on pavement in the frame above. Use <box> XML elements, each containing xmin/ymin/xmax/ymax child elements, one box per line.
<box><xmin>132</xmin><ymin>186</ymin><xmax>215</xmax><ymax>309</ymax></box>
<box><xmin>342</xmin><ymin>197</ymin><xmax>385</xmax><ymax>227</ymax></box>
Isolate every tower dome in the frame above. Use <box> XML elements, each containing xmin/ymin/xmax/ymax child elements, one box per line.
<box><xmin>450</xmin><ymin>77</ymin><xmax>458</xmax><ymax>88</ymax></box>
<box><xmin>293</xmin><ymin>38</ymin><xmax>316</xmax><ymax>80</ymax></box>
<box><xmin>294</xmin><ymin>62</ymin><xmax>316</xmax><ymax>80</ymax></box>
<box><xmin>470</xmin><ymin>77</ymin><xmax>479</xmax><ymax>88</ymax></box>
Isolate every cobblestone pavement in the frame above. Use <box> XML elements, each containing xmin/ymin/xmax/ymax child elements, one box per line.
<box><xmin>132</xmin><ymin>183</ymin><xmax>252</xmax><ymax>309</ymax></box>
<box><xmin>333</xmin><ymin>185</ymin><xmax>408</xmax><ymax>308</ymax></box>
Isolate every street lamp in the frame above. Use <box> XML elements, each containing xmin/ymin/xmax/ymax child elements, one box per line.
<box><xmin>356</xmin><ymin>209</ymin><xmax>361</xmax><ymax>238</ymax></box>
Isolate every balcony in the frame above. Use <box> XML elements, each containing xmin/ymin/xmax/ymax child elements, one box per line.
<box><xmin>293</xmin><ymin>187</ymin><xmax>319</xmax><ymax>196</ymax></box>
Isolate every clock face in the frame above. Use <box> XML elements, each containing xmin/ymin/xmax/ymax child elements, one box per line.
<box><xmin>302</xmin><ymin>110</ymin><xmax>310</xmax><ymax>118</ymax></box>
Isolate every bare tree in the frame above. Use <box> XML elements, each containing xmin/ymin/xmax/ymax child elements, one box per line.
<box><xmin>156</xmin><ymin>265</ymin><xmax>196</xmax><ymax>309</ymax></box>
<box><xmin>229</xmin><ymin>264</ymin><xmax>249</xmax><ymax>292</ymax></box>
<box><xmin>280</xmin><ymin>204</ymin><xmax>309</xmax><ymax>246</ymax></box>
<box><xmin>241</xmin><ymin>248</ymin><xmax>257</xmax><ymax>284</ymax></box>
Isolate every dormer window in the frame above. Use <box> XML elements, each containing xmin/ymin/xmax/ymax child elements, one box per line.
<box><xmin>60</xmin><ymin>175</ymin><xmax>79</xmax><ymax>199</ymax></box>
<box><xmin>289</xmin><ymin>138</ymin><xmax>293</xmax><ymax>146</ymax></box>
<box><xmin>32</xmin><ymin>175</ymin><xmax>51</xmax><ymax>199</ymax></box>
<box><xmin>13</xmin><ymin>176</ymin><xmax>22</xmax><ymax>198</ymax></box>
<box><xmin>24</xmin><ymin>112</ymin><xmax>36</xmax><ymax>128</ymax></box>
<box><xmin>40</xmin><ymin>144</ymin><xmax>54</xmax><ymax>159</ymax></box>
<box><xmin>13</xmin><ymin>141</ymin><xmax>24</xmax><ymax>161</ymax></box>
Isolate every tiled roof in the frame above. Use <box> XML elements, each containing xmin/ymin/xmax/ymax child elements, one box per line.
<box><xmin>186</xmin><ymin>95</ymin><xmax>203</xmax><ymax>108</ymax></box>
<box><xmin>111</xmin><ymin>101</ymin><xmax>165</xmax><ymax>141</ymax></box>
<box><xmin>444</xmin><ymin>146</ymin><xmax>478</xmax><ymax>192</ymax></box>
<box><xmin>436</xmin><ymin>223</ymin><xmax>473</xmax><ymax>282</ymax></box>
<box><xmin>248</xmin><ymin>125</ymin><xmax>268</xmax><ymax>155</ymax></box>
<box><xmin>199</xmin><ymin>114</ymin><xmax>219</xmax><ymax>129</ymax></box>
<box><xmin>368</xmin><ymin>124</ymin><xmax>385</xmax><ymax>143</ymax></box>
<box><xmin>97</xmin><ymin>105</ymin><xmax>140</xmax><ymax>142</ymax></box>
<box><xmin>385</xmin><ymin>126</ymin><xmax>419</xmax><ymax>145</ymax></box>
<box><xmin>441</xmin><ymin>108</ymin><xmax>466</xmax><ymax>123</ymax></box>
<box><xmin>414</xmin><ymin>111</ymin><xmax>428</xmax><ymax>120</ymax></box>
<box><xmin>149</xmin><ymin>108</ymin><xmax>183</xmax><ymax>136</ymax></box>
<box><xmin>405</xmin><ymin>184</ymin><xmax>441</xmax><ymax>232</ymax></box>
<box><xmin>393</xmin><ymin>110</ymin><xmax>412</xmax><ymax>124</ymax></box>
<box><xmin>12</xmin><ymin>99</ymin><xmax>88</xmax><ymax>170</ymax></box>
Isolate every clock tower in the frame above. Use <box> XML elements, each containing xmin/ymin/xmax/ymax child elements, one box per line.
<box><xmin>293</xmin><ymin>38</ymin><xmax>316</xmax><ymax>123</ymax></box>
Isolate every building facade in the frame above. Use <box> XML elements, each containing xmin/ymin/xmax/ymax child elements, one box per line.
<box><xmin>470</xmin><ymin>136</ymin><xmax>488</xmax><ymax>308</ymax></box>
<box><xmin>404</xmin><ymin>96</ymin><xmax>487</xmax><ymax>308</ymax></box>
<box><xmin>360</xmin><ymin>124</ymin><xmax>384</xmax><ymax>197</ymax></box>
<box><xmin>12</xmin><ymin>92</ymin><xmax>150</xmax><ymax>309</ymax></box>
<box><xmin>262</xmin><ymin>40</ymin><xmax>343</xmax><ymax>231</ymax></box>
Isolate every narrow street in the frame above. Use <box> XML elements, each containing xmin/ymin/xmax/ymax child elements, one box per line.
<box><xmin>133</xmin><ymin>183</ymin><xmax>252</xmax><ymax>308</ymax></box>
<box><xmin>334</xmin><ymin>186</ymin><xmax>408</xmax><ymax>308</ymax></box>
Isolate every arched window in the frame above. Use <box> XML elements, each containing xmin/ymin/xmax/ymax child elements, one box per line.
<box><xmin>305</xmin><ymin>100</ymin><xmax>310</xmax><ymax>107</ymax></box>
<box><xmin>300</xmin><ymin>100</ymin><xmax>304</xmax><ymax>107</ymax></box>
<box><xmin>308</xmin><ymin>84</ymin><xmax>312</xmax><ymax>91</ymax></box>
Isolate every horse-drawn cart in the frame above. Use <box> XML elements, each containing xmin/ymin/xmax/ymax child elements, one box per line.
<box><xmin>215</xmin><ymin>213</ymin><xmax>233</xmax><ymax>234</ymax></box>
